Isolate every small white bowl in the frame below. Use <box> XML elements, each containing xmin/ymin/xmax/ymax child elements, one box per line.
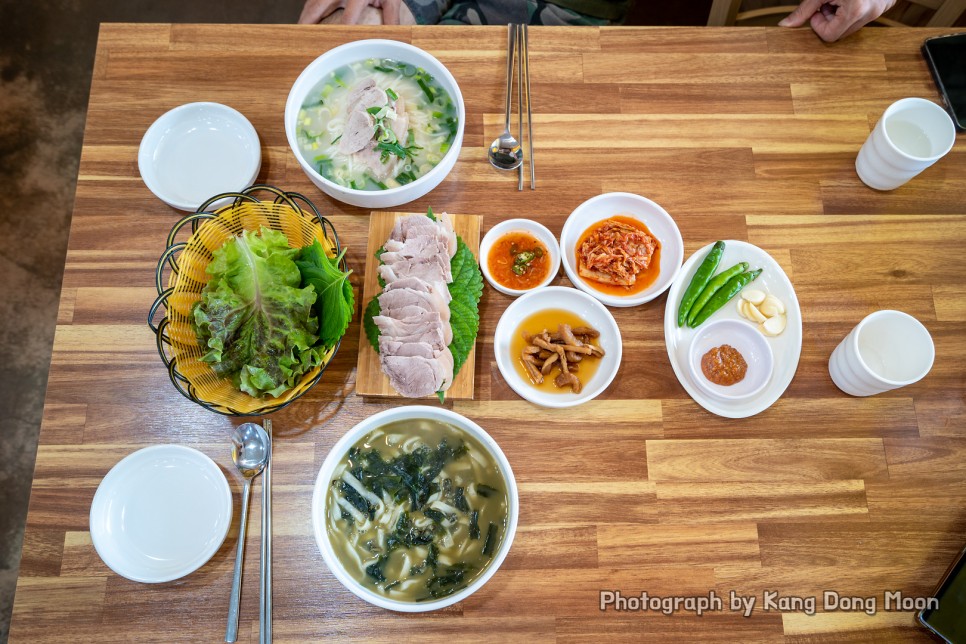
<box><xmin>494</xmin><ymin>286</ymin><xmax>622</xmax><ymax>408</ymax></box>
<box><xmin>285</xmin><ymin>40</ymin><xmax>465</xmax><ymax>209</ymax></box>
<box><xmin>687</xmin><ymin>319</ymin><xmax>774</xmax><ymax>401</ymax></box>
<box><xmin>311</xmin><ymin>406</ymin><xmax>518</xmax><ymax>612</ymax></box>
<box><xmin>480</xmin><ymin>219</ymin><xmax>561</xmax><ymax>297</ymax></box>
<box><xmin>560</xmin><ymin>192</ymin><xmax>684</xmax><ymax>307</ymax></box>
<box><xmin>138</xmin><ymin>102</ymin><xmax>261</xmax><ymax>211</ymax></box>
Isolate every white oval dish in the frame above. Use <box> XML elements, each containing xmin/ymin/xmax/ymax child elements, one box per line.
<box><xmin>480</xmin><ymin>218</ymin><xmax>561</xmax><ymax>296</ymax></box>
<box><xmin>664</xmin><ymin>240</ymin><xmax>802</xmax><ymax>418</ymax></box>
<box><xmin>494</xmin><ymin>286</ymin><xmax>622</xmax><ymax>408</ymax></box>
<box><xmin>687</xmin><ymin>319</ymin><xmax>774</xmax><ymax>401</ymax></box>
<box><xmin>285</xmin><ymin>40</ymin><xmax>465</xmax><ymax>209</ymax></box>
<box><xmin>560</xmin><ymin>192</ymin><xmax>684</xmax><ymax>307</ymax></box>
<box><xmin>138</xmin><ymin>102</ymin><xmax>261</xmax><ymax>211</ymax></box>
<box><xmin>89</xmin><ymin>444</ymin><xmax>232</xmax><ymax>583</ymax></box>
<box><xmin>311</xmin><ymin>406</ymin><xmax>518</xmax><ymax>612</ymax></box>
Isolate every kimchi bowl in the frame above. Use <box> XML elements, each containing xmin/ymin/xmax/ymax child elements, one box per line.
<box><xmin>560</xmin><ymin>192</ymin><xmax>684</xmax><ymax>308</ymax></box>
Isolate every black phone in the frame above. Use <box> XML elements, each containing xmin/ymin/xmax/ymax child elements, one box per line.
<box><xmin>922</xmin><ymin>33</ymin><xmax>966</xmax><ymax>132</ymax></box>
<box><xmin>919</xmin><ymin>545</ymin><xmax>966</xmax><ymax>643</ymax></box>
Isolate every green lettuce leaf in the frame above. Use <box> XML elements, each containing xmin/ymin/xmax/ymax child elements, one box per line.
<box><xmin>362</xmin><ymin>211</ymin><xmax>483</xmax><ymax>399</ymax></box>
<box><xmin>295</xmin><ymin>239</ymin><xmax>355</xmax><ymax>349</ymax></box>
<box><xmin>192</xmin><ymin>227</ymin><xmax>324</xmax><ymax>398</ymax></box>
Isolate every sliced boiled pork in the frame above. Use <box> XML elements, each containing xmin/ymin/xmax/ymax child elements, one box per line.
<box><xmin>375</xmin><ymin>213</ymin><xmax>458</xmax><ymax>397</ymax></box>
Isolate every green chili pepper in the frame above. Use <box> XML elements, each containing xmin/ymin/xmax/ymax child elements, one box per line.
<box><xmin>677</xmin><ymin>241</ymin><xmax>725</xmax><ymax>327</ymax></box>
<box><xmin>512</xmin><ymin>250</ymin><xmax>536</xmax><ymax>275</ymax></box>
<box><xmin>689</xmin><ymin>269</ymin><xmax>763</xmax><ymax>328</ymax></box>
<box><xmin>687</xmin><ymin>262</ymin><xmax>749</xmax><ymax>326</ymax></box>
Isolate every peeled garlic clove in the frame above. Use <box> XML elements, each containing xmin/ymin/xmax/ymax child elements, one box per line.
<box><xmin>740</xmin><ymin>289</ymin><xmax>766</xmax><ymax>305</ymax></box>
<box><xmin>761</xmin><ymin>314</ymin><xmax>787</xmax><ymax>336</ymax></box>
<box><xmin>746</xmin><ymin>302</ymin><xmax>768</xmax><ymax>323</ymax></box>
<box><xmin>737</xmin><ymin>299</ymin><xmax>750</xmax><ymax>319</ymax></box>
<box><xmin>760</xmin><ymin>295</ymin><xmax>785</xmax><ymax>317</ymax></box>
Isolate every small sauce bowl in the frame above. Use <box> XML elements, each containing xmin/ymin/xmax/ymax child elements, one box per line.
<box><xmin>480</xmin><ymin>219</ymin><xmax>560</xmax><ymax>297</ymax></box>
<box><xmin>687</xmin><ymin>319</ymin><xmax>774</xmax><ymax>402</ymax></box>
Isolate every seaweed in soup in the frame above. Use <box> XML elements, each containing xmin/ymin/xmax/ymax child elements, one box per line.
<box><xmin>326</xmin><ymin>419</ymin><xmax>507</xmax><ymax>601</ymax></box>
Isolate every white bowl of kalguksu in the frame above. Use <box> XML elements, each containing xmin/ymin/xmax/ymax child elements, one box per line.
<box><xmin>311</xmin><ymin>406</ymin><xmax>518</xmax><ymax>612</ymax></box>
<box><xmin>285</xmin><ymin>40</ymin><xmax>465</xmax><ymax>209</ymax></box>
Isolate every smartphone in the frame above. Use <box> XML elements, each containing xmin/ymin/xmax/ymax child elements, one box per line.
<box><xmin>919</xmin><ymin>545</ymin><xmax>966</xmax><ymax>643</ymax></box>
<box><xmin>922</xmin><ymin>33</ymin><xmax>966</xmax><ymax>132</ymax></box>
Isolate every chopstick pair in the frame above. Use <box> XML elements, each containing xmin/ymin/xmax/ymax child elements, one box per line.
<box><xmin>511</xmin><ymin>23</ymin><xmax>535</xmax><ymax>190</ymax></box>
<box><xmin>260</xmin><ymin>419</ymin><xmax>273</xmax><ymax>644</ymax></box>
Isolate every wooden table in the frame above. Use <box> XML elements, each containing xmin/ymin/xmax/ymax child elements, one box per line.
<box><xmin>11</xmin><ymin>23</ymin><xmax>966</xmax><ymax>643</ymax></box>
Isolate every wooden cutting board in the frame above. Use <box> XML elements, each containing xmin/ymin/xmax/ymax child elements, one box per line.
<box><xmin>355</xmin><ymin>210</ymin><xmax>482</xmax><ymax>400</ymax></box>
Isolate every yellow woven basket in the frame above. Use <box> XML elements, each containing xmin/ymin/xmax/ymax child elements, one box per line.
<box><xmin>149</xmin><ymin>186</ymin><xmax>344</xmax><ymax>416</ymax></box>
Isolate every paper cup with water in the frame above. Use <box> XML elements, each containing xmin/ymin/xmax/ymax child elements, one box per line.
<box><xmin>829</xmin><ymin>310</ymin><xmax>934</xmax><ymax>397</ymax></box>
<box><xmin>855</xmin><ymin>98</ymin><xmax>956</xmax><ymax>191</ymax></box>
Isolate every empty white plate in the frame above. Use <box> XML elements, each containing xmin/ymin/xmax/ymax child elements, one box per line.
<box><xmin>90</xmin><ymin>444</ymin><xmax>232</xmax><ymax>583</ymax></box>
<box><xmin>138</xmin><ymin>102</ymin><xmax>261</xmax><ymax>211</ymax></box>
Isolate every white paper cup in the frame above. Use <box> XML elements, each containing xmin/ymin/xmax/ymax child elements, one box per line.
<box><xmin>829</xmin><ymin>310</ymin><xmax>934</xmax><ymax>397</ymax></box>
<box><xmin>855</xmin><ymin>98</ymin><xmax>956</xmax><ymax>191</ymax></box>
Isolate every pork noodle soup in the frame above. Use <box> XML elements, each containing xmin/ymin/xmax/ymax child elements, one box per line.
<box><xmin>326</xmin><ymin>419</ymin><xmax>508</xmax><ymax>601</ymax></box>
<box><xmin>296</xmin><ymin>59</ymin><xmax>459</xmax><ymax>191</ymax></box>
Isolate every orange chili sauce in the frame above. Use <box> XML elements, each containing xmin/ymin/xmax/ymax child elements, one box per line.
<box><xmin>510</xmin><ymin>309</ymin><xmax>602</xmax><ymax>394</ymax></box>
<box><xmin>487</xmin><ymin>231</ymin><xmax>550</xmax><ymax>291</ymax></box>
<box><xmin>575</xmin><ymin>214</ymin><xmax>661</xmax><ymax>296</ymax></box>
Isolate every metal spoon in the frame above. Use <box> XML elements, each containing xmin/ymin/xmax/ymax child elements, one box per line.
<box><xmin>225</xmin><ymin>423</ymin><xmax>270</xmax><ymax>643</ymax></box>
<box><xmin>489</xmin><ymin>24</ymin><xmax>523</xmax><ymax>171</ymax></box>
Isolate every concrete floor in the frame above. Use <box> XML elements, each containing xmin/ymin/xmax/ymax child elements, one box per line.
<box><xmin>0</xmin><ymin>2</ymin><xmax>714</xmax><ymax>640</ymax></box>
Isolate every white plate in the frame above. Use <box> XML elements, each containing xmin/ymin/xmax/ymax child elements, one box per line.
<box><xmin>480</xmin><ymin>218</ymin><xmax>561</xmax><ymax>296</ymax></box>
<box><xmin>494</xmin><ymin>286</ymin><xmax>622</xmax><ymax>408</ymax></box>
<box><xmin>90</xmin><ymin>445</ymin><xmax>232</xmax><ymax>583</ymax></box>
<box><xmin>560</xmin><ymin>192</ymin><xmax>684</xmax><ymax>307</ymax></box>
<box><xmin>663</xmin><ymin>240</ymin><xmax>802</xmax><ymax>418</ymax></box>
<box><xmin>138</xmin><ymin>102</ymin><xmax>261</xmax><ymax>211</ymax></box>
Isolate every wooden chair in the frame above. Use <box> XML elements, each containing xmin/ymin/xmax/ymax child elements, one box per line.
<box><xmin>707</xmin><ymin>0</ymin><xmax>966</xmax><ymax>27</ymax></box>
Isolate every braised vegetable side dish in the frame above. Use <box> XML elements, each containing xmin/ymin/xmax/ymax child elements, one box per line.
<box><xmin>701</xmin><ymin>344</ymin><xmax>748</xmax><ymax>386</ymax></box>
<box><xmin>192</xmin><ymin>227</ymin><xmax>353</xmax><ymax>398</ymax></box>
<box><xmin>511</xmin><ymin>309</ymin><xmax>605</xmax><ymax>394</ymax></box>
<box><xmin>326</xmin><ymin>419</ymin><xmax>508</xmax><ymax>601</ymax></box>
<box><xmin>487</xmin><ymin>232</ymin><xmax>550</xmax><ymax>291</ymax></box>
<box><xmin>576</xmin><ymin>215</ymin><xmax>661</xmax><ymax>295</ymax></box>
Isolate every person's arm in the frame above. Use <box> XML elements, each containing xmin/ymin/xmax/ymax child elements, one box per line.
<box><xmin>298</xmin><ymin>0</ymin><xmax>441</xmax><ymax>24</ymax></box>
<box><xmin>778</xmin><ymin>0</ymin><xmax>897</xmax><ymax>42</ymax></box>
<box><xmin>299</xmin><ymin>0</ymin><xmax>412</xmax><ymax>24</ymax></box>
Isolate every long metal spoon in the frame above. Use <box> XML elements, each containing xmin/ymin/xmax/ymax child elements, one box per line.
<box><xmin>488</xmin><ymin>23</ymin><xmax>523</xmax><ymax>171</ymax></box>
<box><xmin>225</xmin><ymin>423</ymin><xmax>270</xmax><ymax>643</ymax></box>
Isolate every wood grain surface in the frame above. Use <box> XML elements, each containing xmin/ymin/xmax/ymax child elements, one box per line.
<box><xmin>10</xmin><ymin>23</ymin><xmax>966</xmax><ymax>643</ymax></box>
<box><xmin>355</xmin><ymin>210</ymin><xmax>482</xmax><ymax>400</ymax></box>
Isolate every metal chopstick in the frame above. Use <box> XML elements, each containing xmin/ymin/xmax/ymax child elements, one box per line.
<box><xmin>517</xmin><ymin>23</ymin><xmax>524</xmax><ymax>191</ymax></box>
<box><xmin>523</xmin><ymin>23</ymin><xmax>535</xmax><ymax>190</ymax></box>
<box><xmin>259</xmin><ymin>419</ymin><xmax>273</xmax><ymax>644</ymax></box>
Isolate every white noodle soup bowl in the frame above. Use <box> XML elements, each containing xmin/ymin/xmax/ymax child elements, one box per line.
<box><xmin>311</xmin><ymin>406</ymin><xmax>519</xmax><ymax>612</ymax></box>
<box><xmin>560</xmin><ymin>192</ymin><xmax>684</xmax><ymax>307</ymax></box>
<box><xmin>285</xmin><ymin>40</ymin><xmax>465</xmax><ymax>209</ymax></box>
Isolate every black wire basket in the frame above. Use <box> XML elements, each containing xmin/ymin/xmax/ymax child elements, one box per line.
<box><xmin>148</xmin><ymin>185</ymin><xmax>346</xmax><ymax>416</ymax></box>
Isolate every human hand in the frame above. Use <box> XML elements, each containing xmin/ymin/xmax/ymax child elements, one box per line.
<box><xmin>299</xmin><ymin>0</ymin><xmax>406</xmax><ymax>24</ymax></box>
<box><xmin>778</xmin><ymin>0</ymin><xmax>896</xmax><ymax>42</ymax></box>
